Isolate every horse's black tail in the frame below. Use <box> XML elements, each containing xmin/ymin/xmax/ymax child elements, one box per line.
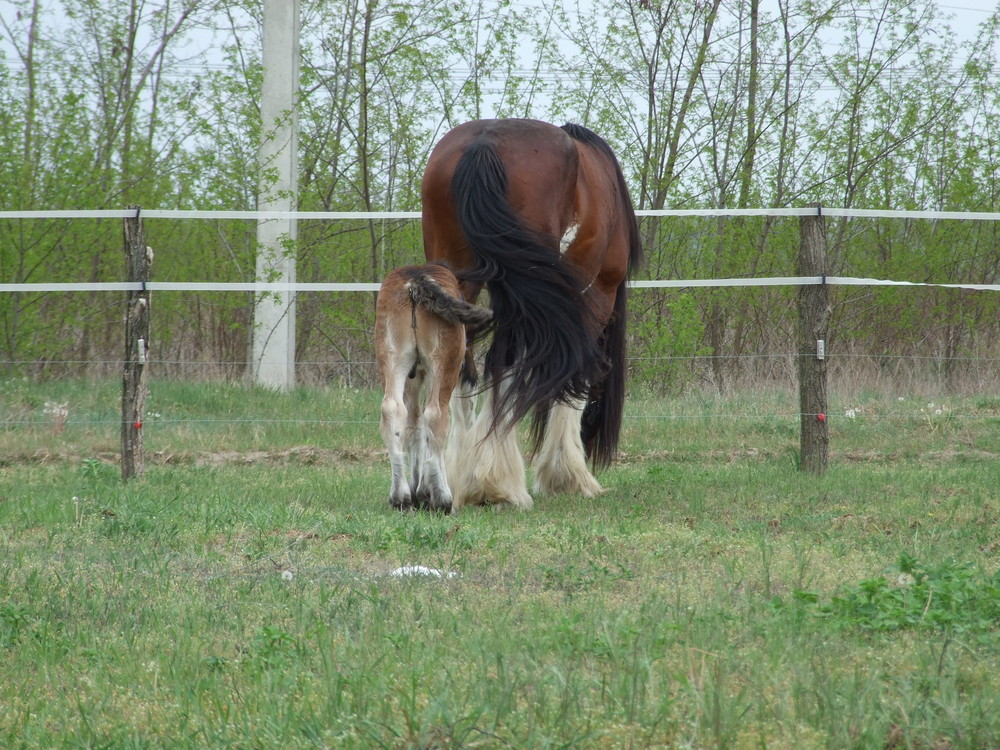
<box><xmin>408</xmin><ymin>274</ymin><xmax>493</xmax><ymax>328</ymax></box>
<box><xmin>562</xmin><ymin>123</ymin><xmax>644</xmax><ymax>468</ymax></box>
<box><xmin>451</xmin><ymin>136</ymin><xmax>605</xmax><ymax>432</ymax></box>
<box><xmin>581</xmin><ymin>281</ymin><xmax>627</xmax><ymax>468</ymax></box>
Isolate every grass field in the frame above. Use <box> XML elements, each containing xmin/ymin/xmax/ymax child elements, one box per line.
<box><xmin>1</xmin><ymin>378</ymin><xmax>999</xmax><ymax>748</ymax></box>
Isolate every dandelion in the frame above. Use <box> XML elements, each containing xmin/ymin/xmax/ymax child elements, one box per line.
<box><xmin>281</xmin><ymin>570</ymin><xmax>294</xmax><ymax>581</ymax></box>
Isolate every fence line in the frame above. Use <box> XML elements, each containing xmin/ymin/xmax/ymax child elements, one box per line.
<box><xmin>4</xmin><ymin>206</ymin><xmax>1000</xmax><ymax>220</ymax></box>
<box><xmin>3</xmin><ymin>276</ymin><xmax>999</xmax><ymax>294</ymax></box>
<box><xmin>5</xmin><ymin>351</ymin><xmax>1000</xmax><ymax>368</ymax></box>
<box><xmin>4</xmin><ymin>207</ymin><xmax>999</xmax><ymax>479</ymax></box>
<box><xmin>7</xmin><ymin>412</ymin><xmax>996</xmax><ymax>431</ymax></box>
<box><xmin>4</xmin><ymin>207</ymin><xmax>998</xmax><ymax>293</ymax></box>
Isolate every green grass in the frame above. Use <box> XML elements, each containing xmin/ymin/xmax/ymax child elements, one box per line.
<box><xmin>1</xmin><ymin>379</ymin><xmax>999</xmax><ymax>748</ymax></box>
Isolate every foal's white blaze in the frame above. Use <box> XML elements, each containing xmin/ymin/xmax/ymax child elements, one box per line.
<box><xmin>559</xmin><ymin>222</ymin><xmax>580</xmax><ymax>254</ymax></box>
<box><xmin>534</xmin><ymin>399</ymin><xmax>604</xmax><ymax>497</ymax></box>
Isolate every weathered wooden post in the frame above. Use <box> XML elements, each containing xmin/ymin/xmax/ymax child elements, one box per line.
<box><xmin>122</xmin><ymin>207</ymin><xmax>152</xmax><ymax>481</ymax></box>
<box><xmin>798</xmin><ymin>204</ymin><xmax>830</xmax><ymax>475</ymax></box>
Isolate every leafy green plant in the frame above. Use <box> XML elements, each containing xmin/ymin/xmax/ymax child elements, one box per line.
<box><xmin>786</xmin><ymin>553</ymin><xmax>1000</xmax><ymax>634</ymax></box>
<box><xmin>0</xmin><ymin>603</ymin><xmax>32</xmax><ymax>649</ymax></box>
<box><xmin>248</xmin><ymin>624</ymin><xmax>299</xmax><ymax>666</ymax></box>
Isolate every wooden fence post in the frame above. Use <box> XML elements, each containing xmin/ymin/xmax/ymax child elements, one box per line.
<box><xmin>122</xmin><ymin>207</ymin><xmax>152</xmax><ymax>481</ymax></box>
<box><xmin>798</xmin><ymin>204</ymin><xmax>830</xmax><ymax>475</ymax></box>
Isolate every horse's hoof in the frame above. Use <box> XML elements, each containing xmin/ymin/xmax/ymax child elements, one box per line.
<box><xmin>389</xmin><ymin>496</ymin><xmax>415</xmax><ymax>511</ymax></box>
<box><xmin>414</xmin><ymin>495</ymin><xmax>453</xmax><ymax>514</ymax></box>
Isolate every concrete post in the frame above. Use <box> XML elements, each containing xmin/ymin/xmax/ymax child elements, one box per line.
<box><xmin>252</xmin><ymin>0</ymin><xmax>300</xmax><ymax>389</ymax></box>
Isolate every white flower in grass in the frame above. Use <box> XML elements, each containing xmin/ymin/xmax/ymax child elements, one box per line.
<box><xmin>281</xmin><ymin>570</ymin><xmax>294</xmax><ymax>581</ymax></box>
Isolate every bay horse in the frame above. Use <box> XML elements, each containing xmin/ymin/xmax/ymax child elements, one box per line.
<box><xmin>421</xmin><ymin>118</ymin><xmax>643</xmax><ymax>510</ymax></box>
<box><xmin>375</xmin><ymin>262</ymin><xmax>492</xmax><ymax>512</ymax></box>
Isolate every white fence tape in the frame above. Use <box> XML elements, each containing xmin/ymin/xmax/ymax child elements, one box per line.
<box><xmin>3</xmin><ymin>207</ymin><xmax>1000</xmax><ymax>220</ymax></box>
<box><xmin>3</xmin><ymin>277</ymin><xmax>998</xmax><ymax>293</ymax></box>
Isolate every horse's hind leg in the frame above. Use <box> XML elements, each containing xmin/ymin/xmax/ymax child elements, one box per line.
<box><xmin>445</xmin><ymin>371</ymin><xmax>476</xmax><ymax>512</ymax></box>
<box><xmin>449</xmin><ymin>376</ymin><xmax>533</xmax><ymax>511</ymax></box>
<box><xmin>380</xmin><ymin>369</ymin><xmax>414</xmax><ymax>510</ymax></box>
<box><xmin>413</xmin><ymin>365</ymin><xmax>455</xmax><ymax>513</ymax></box>
<box><xmin>403</xmin><ymin>368</ymin><xmax>426</xmax><ymax>505</ymax></box>
<box><xmin>534</xmin><ymin>399</ymin><xmax>604</xmax><ymax>497</ymax></box>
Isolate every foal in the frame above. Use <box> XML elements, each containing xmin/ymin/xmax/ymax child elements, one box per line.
<box><xmin>375</xmin><ymin>263</ymin><xmax>491</xmax><ymax>512</ymax></box>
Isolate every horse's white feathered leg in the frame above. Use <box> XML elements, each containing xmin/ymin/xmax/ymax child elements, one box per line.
<box><xmin>534</xmin><ymin>399</ymin><xmax>604</xmax><ymax>497</ymax></box>
<box><xmin>445</xmin><ymin>379</ymin><xmax>476</xmax><ymax>512</ymax></box>
<box><xmin>447</xmin><ymin>379</ymin><xmax>533</xmax><ymax>511</ymax></box>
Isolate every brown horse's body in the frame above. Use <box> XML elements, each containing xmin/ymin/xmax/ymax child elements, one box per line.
<box><xmin>421</xmin><ymin>119</ymin><xmax>642</xmax><ymax>509</ymax></box>
<box><xmin>375</xmin><ymin>263</ymin><xmax>491</xmax><ymax>512</ymax></box>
